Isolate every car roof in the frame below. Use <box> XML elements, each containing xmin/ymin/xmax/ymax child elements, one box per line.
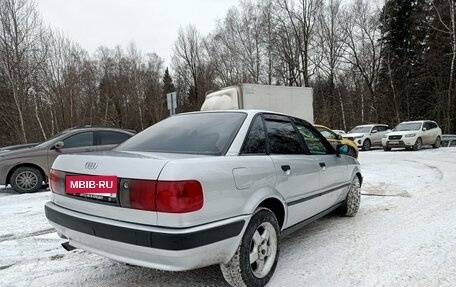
<box><xmin>354</xmin><ymin>124</ymin><xmax>388</xmax><ymax>127</ymax></box>
<box><xmin>181</xmin><ymin>109</ymin><xmax>303</xmax><ymax>119</ymax></box>
<box><xmin>313</xmin><ymin>124</ymin><xmax>331</xmax><ymax>130</ymax></box>
<box><xmin>62</xmin><ymin>126</ymin><xmax>136</xmax><ymax>134</ymax></box>
<box><xmin>399</xmin><ymin>120</ymin><xmax>434</xmax><ymax>124</ymax></box>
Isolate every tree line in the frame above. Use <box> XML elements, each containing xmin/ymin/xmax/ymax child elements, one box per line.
<box><xmin>0</xmin><ymin>0</ymin><xmax>455</xmax><ymax>146</ymax></box>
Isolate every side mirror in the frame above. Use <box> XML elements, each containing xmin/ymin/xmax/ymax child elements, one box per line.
<box><xmin>336</xmin><ymin>134</ymin><xmax>343</xmax><ymax>140</ymax></box>
<box><xmin>371</xmin><ymin>130</ymin><xmax>378</xmax><ymax>134</ymax></box>
<box><xmin>54</xmin><ymin>141</ymin><xmax>64</xmax><ymax>149</ymax></box>
<box><xmin>422</xmin><ymin>127</ymin><xmax>427</xmax><ymax>131</ymax></box>
<box><xmin>336</xmin><ymin>144</ymin><xmax>349</xmax><ymax>157</ymax></box>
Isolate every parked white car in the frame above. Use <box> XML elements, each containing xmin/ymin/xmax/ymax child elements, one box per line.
<box><xmin>343</xmin><ymin>124</ymin><xmax>390</xmax><ymax>151</ymax></box>
<box><xmin>45</xmin><ymin>110</ymin><xmax>362</xmax><ymax>287</ymax></box>
<box><xmin>382</xmin><ymin>120</ymin><xmax>442</xmax><ymax>151</ymax></box>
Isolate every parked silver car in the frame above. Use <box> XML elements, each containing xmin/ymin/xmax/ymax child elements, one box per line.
<box><xmin>0</xmin><ymin>127</ymin><xmax>134</xmax><ymax>193</ymax></box>
<box><xmin>45</xmin><ymin>110</ymin><xmax>362</xmax><ymax>287</ymax></box>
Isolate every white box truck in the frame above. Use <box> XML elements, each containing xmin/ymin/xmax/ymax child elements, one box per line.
<box><xmin>201</xmin><ymin>84</ymin><xmax>314</xmax><ymax>123</ymax></box>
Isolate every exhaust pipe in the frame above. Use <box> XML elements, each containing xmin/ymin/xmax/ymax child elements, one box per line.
<box><xmin>61</xmin><ymin>241</ymin><xmax>77</xmax><ymax>251</ymax></box>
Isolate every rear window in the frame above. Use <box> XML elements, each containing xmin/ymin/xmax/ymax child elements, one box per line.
<box><xmin>116</xmin><ymin>112</ymin><xmax>247</xmax><ymax>155</ymax></box>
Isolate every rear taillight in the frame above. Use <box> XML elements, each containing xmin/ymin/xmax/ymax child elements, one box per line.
<box><xmin>127</xmin><ymin>180</ymin><xmax>157</xmax><ymax>211</ymax></box>
<box><xmin>156</xmin><ymin>180</ymin><xmax>204</xmax><ymax>213</ymax></box>
<box><xmin>119</xmin><ymin>179</ymin><xmax>203</xmax><ymax>213</ymax></box>
<box><xmin>50</xmin><ymin>169</ymin><xmax>65</xmax><ymax>195</ymax></box>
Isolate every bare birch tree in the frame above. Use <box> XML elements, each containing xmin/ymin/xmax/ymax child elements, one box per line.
<box><xmin>0</xmin><ymin>0</ymin><xmax>48</xmax><ymax>142</ymax></box>
<box><xmin>340</xmin><ymin>0</ymin><xmax>382</xmax><ymax>122</ymax></box>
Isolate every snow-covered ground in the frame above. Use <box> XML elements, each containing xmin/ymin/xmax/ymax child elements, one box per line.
<box><xmin>1</xmin><ymin>148</ymin><xmax>456</xmax><ymax>287</ymax></box>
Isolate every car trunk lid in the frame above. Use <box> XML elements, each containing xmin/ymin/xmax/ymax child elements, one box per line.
<box><xmin>50</xmin><ymin>150</ymin><xmax>173</xmax><ymax>226</ymax></box>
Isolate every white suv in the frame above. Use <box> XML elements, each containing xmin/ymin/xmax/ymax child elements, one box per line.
<box><xmin>382</xmin><ymin>120</ymin><xmax>442</xmax><ymax>151</ymax></box>
<box><xmin>344</xmin><ymin>124</ymin><xmax>390</xmax><ymax>151</ymax></box>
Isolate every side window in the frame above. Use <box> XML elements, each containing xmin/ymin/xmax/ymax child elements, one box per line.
<box><xmin>264</xmin><ymin>119</ymin><xmax>304</xmax><ymax>155</ymax></box>
<box><xmin>98</xmin><ymin>131</ymin><xmax>131</xmax><ymax>145</ymax></box>
<box><xmin>62</xmin><ymin>132</ymin><xmax>93</xmax><ymax>148</ymax></box>
<box><xmin>316</xmin><ymin>127</ymin><xmax>337</xmax><ymax>139</ymax></box>
<box><xmin>429</xmin><ymin>122</ymin><xmax>437</xmax><ymax>129</ymax></box>
<box><xmin>296</xmin><ymin>123</ymin><xmax>331</xmax><ymax>155</ymax></box>
<box><xmin>377</xmin><ymin>126</ymin><xmax>387</xmax><ymax>132</ymax></box>
<box><xmin>242</xmin><ymin>116</ymin><xmax>266</xmax><ymax>154</ymax></box>
<box><xmin>423</xmin><ymin>122</ymin><xmax>431</xmax><ymax>130</ymax></box>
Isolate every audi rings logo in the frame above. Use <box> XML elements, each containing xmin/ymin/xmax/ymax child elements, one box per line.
<box><xmin>85</xmin><ymin>162</ymin><xmax>98</xmax><ymax>170</ymax></box>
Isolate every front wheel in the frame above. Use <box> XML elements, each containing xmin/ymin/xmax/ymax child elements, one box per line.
<box><xmin>220</xmin><ymin>208</ymin><xmax>280</xmax><ymax>287</ymax></box>
<box><xmin>383</xmin><ymin>146</ymin><xmax>391</xmax><ymax>151</ymax></box>
<box><xmin>348</xmin><ymin>147</ymin><xmax>357</xmax><ymax>158</ymax></box>
<box><xmin>338</xmin><ymin>176</ymin><xmax>361</xmax><ymax>217</ymax></box>
<box><xmin>362</xmin><ymin>139</ymin><xmax>371</xmax><ymax>151</ymax></box>
<box><xmin>10</xmin><ymin>166</ymin><xmax>43</xmax><ymax>193</ymax></box>
<box><xmin>412</xmin><ymin>137</ymin><xmax>422</xmax><ymax>151</ymax></box>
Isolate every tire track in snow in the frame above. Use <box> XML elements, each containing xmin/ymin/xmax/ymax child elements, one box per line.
<box><xmin>0</xmin><ymin>228</ymin><xmax>55</xmax><ymax>243</ymax></box>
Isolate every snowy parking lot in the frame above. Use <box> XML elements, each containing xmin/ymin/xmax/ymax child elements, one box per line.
<box><xmin>1</xmin><ymin>148</ymin><xmax>456</xmax><ymax>287</ymax></box>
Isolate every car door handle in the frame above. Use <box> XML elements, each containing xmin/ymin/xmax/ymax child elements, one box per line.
<box><xmin>319</xmin><ymin>162</ymin><xmax>326</xmax><ymax>171</ymax></box>
<box><xmin>281</xmin><ymin>165</ymin><xmax>291</xmax><ymax>172</ymax></box>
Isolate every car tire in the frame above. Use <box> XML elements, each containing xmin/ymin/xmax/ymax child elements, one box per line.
<box><xmin>338</xmin><ymin>176</ymin><xmax>361</xmax><ymax>217</ymax></box>
<box><xmin>433</xmin><ymin>136</ymin><xmax>441</xmax><ymax>148</ymax></box>
<box><xmin>10</xmin><ymin>166</ymin><xmax>43</xmax><ymax>193</ymax></box>
<box><xmin>220</xmin><ymin>207</ymin><xmax>280</xmax><ymax>287</ymax></box>
<box><xmin>362</xmin><ymin>139</ymin><xmax>371</xmax><ymax>151</ymax></box>
<box><xmin>383</xmin><ymin>146</ymin><xmax>391</xmax><ymax>151</ymax></box>
<box><xmin>412</xmin><ymin>137</ymin><xmax>422</xmax><ymax>151</ymax></box>
<box><xmin>348</xmin><ymin>147</ymin><xmax>357</xmax><ymax>158</ymax></box>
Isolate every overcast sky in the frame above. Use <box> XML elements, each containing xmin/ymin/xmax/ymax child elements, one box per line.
<box><xmin>35</xmin><ymin>0</ymin><xmax>239</xmax><ymax>66</ymax></box>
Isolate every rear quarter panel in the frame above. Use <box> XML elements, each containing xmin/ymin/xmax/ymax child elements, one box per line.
<box><xmin>157</xmin><ymin>156</ymin><xmax>283</xmax><ymax>228</ymax></box>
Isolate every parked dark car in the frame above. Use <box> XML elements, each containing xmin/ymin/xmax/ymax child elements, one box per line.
<box><xmin>0</xmin><ymin>126</ymin><xmax>135</xmax><ymax>193</ymax></box>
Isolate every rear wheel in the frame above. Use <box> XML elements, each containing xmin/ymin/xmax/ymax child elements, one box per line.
<box><xmin>433</xmin><ymin>136</ymin><xmax>441</xmax><ymax>148</ymax></box>
<box><xmin>10</xmin><ymin>166</ymin><xmax>43</xmax><ymax>193</ymax></box>
<box><xmin>412</xmin><ymin>138</ymin><xmax>422</xmax><ymax>151</ymax></box>
<box><xmin>362</xmin><ymin>139</ymin><xmax>371</xmax><ymax>151</ymax></box>
<box><xmin>220</xmin><ymin>208</ymin><xmax>280</xmax><ymax>287</ymax></box>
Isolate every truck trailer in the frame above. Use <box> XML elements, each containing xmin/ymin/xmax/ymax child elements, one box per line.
<box><xmin>201</xmin><ymin>84</ymin><xmax>314</xmax><ymax>123</ymax></box>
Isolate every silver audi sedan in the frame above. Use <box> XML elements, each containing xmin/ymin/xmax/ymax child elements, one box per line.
<box><xmin>45</xmin><ymin>110</ymin><xmax>362</xmax><ymax>287</ymax></box>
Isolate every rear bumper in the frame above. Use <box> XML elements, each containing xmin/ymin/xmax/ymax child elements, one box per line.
<box><xmin>45</xmin><ymin>202</ymin><xmax>248</xmax><ymax>271</ymax></box>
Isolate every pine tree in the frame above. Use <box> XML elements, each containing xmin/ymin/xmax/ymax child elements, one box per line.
<box><xmin>378</xmin><ymin>1</ymin><xmax>426</xmax><ymax>123</ymax></box>
<box><xmin>162</xmin><ymin>67</ymin><xmax>175</xmax><ymax>95</ymax></box>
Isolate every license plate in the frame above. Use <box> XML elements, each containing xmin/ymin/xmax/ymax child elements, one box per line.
<box><xmin>66</xmin><ymin>175</ymin><xmax>118</xmax><ymax>194</ymax></box>
<box><xmin>389</xmin><ymin>141</ymin><xmax>399</xmax><ymax>145</ymax></box>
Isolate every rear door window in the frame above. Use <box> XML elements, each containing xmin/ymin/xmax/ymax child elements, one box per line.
<box><xmin>264</xmin><ymin>117</ymin><xmax>304</xmax><ymax>155</ymax></box>
<box><xmin>97</xmin><ymin>131</ymin><xmax>131</xmax><ymax>145</ymax></box>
